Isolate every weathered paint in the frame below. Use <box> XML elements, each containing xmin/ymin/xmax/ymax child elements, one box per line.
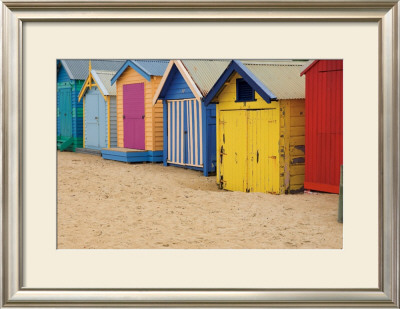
<box><xmin>301</xmin><ymin>60</ymin><xmax>343</xmax><ymax>194</ymax></box>
<box><xmin>115</xmin><ymin>67</ymin><xmax>163</xmax><ymax>151</ymax></box>
<box><xmin>215</xmin><ymin>72</ymin><xmax>305</xmax><ymax>194</ymax></box>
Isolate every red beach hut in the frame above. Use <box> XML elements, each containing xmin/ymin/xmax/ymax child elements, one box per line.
<box><xmin>300</xmin><ymin>60</ymin><xmax>343</xmax><ymax>194</ymax></box>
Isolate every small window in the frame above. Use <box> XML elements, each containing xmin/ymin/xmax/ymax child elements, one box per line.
<box><xmin>236</xmin><ymin>78</ymin><xmax>255</xmax><ymax>102</ymax></box>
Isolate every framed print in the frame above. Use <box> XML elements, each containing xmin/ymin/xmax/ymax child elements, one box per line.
<box><xmin>1</xmin><ymin>0</ymin><xmax>399</xmax><ymax>307</ymax></box>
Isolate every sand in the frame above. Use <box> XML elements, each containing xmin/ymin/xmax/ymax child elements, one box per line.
<box><xmin>57</xmin><ymin>151</ymin><xmax>342</xmax><ymax>249</ymax></box>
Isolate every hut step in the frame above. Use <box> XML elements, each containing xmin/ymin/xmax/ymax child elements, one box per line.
<box><xmin>58</xmin><ymin>137</ymin><xmax>73</xmax><ymax>152</ymax></box>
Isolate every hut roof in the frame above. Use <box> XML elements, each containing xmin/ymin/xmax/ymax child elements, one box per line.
<box><xmin>91</xmin><ymin>70</ymin><xmax>117</xmax><ymax>96</ymax></box>
<box><xmin>111</xmin><ymin>60</ymin><xmax>170</xmax><ymax>85</ymax></box>
<box><xmin>204</xmin><ymin>60</ymin><xmax>306</xmax><ymax>105</ymax></box>
<box><xmin>59</xmin><ymin>60</ymin><xmax>125</xmax><ymax>80</ymax></box>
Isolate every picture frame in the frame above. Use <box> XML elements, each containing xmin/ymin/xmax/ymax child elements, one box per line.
<box><xmin>1</xmin><ymin>0</ymin><xmax>399</xmax><ymax>307</ymax></box>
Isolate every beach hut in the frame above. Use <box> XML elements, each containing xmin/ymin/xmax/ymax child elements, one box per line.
<box><xmin>57</xmin><ymin>60</ymin><xmax>86</xmax><ymax>151</ymax></box>
<box><xmin>101</xmin><ymin>60</ymin><xmax>169</xmax><ymax>163</ymax></box>
<box><xmin>300</xmin><ymin>60</ymin><xmax>343</xmax><ymax>194</ymax></box>
<box><xmin>78</xmin><ymin>61</ymin><xmax>122</xmax><ymax>152</ymax></box>
<box><xmin>204</xmin><ymin>60</ymin><xmax>306</xmax><ymax>194</ymax></box>
<box><xmin>57</xmin><ymin>60</ymin><xmax>125</xmax><ymax>152</ymax></box>
<box><xmin>152</xmin><ymin>60</ymin><xmax>230</xmax><ymax>176</ymax></box>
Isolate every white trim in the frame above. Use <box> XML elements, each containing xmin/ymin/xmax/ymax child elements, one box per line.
<box><xmin>152</xmin><ymin>60</ymin><xmax>203</xmax><ymax>105</ymax></box>
<box><xmin>176</xmin><ymin>60</ymin><xmax>203</xmax><ymax>102</ymax></box>
<box><xmin>152</xmin><ymin>60</ymin><xmax>174</xmax><ymax>105</ymax></box>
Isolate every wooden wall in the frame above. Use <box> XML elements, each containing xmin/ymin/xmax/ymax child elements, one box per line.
<box><xmin>116</xmin><ymin>66</ymin><xmax>163</xmax><ymax>151</ymax></box>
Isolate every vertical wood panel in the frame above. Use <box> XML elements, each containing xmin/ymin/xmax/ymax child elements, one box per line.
<box><xmin>303</xmin><ymin>60</ymin><xmax>343</xmax><ymax>193</ymax></box>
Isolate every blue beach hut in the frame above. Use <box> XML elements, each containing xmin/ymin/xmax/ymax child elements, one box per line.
<box><xmin>152</xmin><ymin>60</ymin><xmax>229</xmax><ymax>176</ymax></box>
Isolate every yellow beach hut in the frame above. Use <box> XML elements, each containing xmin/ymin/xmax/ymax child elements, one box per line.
<box><xmin>204</xmin><ymin>60</ymin><xmax>306</xmax><ymax>194</ymax></box>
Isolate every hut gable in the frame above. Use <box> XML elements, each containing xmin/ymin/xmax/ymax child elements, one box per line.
<box><xmin>157</xmin><ymin>65</ymin><xmax>195</xmax><ymax>100</ymax></box>
<box><xmin>111</xmin><ymin>60</ymin><xmax>168</xmax><ymax>151</ymax></box>
<box><xmin>153</xmin><ymin>60</ymin><xmax>230</xmax><ymax>105</ymax></box>
<box><xmin>204</xmin><ymin>60</ymin><xmax>305</xmax><ymax>106</ymax></box>
<box><xmin>57</xmin><ymin>62</ymin><xmax>72</xmax><ymax>83</ymax></box>
<box><xmin>78</xmin><ymin>69</ymin><xmax>117</xmax><ymax>102</ymax></box>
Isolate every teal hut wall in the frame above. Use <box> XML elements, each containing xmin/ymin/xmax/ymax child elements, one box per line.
<box><xmin>57</xmin><ymin>63</ymin><xmax>84</xmax><ymax>151</ymax></box>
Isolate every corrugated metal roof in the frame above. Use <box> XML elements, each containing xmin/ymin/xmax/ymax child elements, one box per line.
<box><xmin>60</xmin><ymin>60</ymin><xmax>125</xmax><ymax>80</ymax></box>
<box><xmin>131</xmin><ymin>60</ymin><xmax>169</xmax><ymax>76</ymax></box>
<box><xmin>242</xmin><ymin>60</ymin><xmax>306</xmax><ymax>99</ymax></box>
<box><xmin>92</xmin><ymin>70</ymin><xmax>117</xmax><ymax>96</ymax></box>
<box><xmin>181</xmin><ymin>60</ymin><xmax>230</xmax><ymax>96</ymax></box>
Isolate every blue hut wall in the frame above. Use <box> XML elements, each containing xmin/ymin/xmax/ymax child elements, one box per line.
<box><xmin>161</xmin><ymin>67</ymin><xmax>216</xmax><ymax>176</ymax></box>
<box><xmin>84</xmin><ymin>87</ymin><xmax>108</xmax><ymax>150</ymax></box>
<box><xmin>163</xmin><ymin>66</ymin><xmax>195</xmax><ymax>100</ymax></box>
<box><xmin>57</xmin><ymin>63</ymin><xmax>84</xmax><ymax>151</ymax></box>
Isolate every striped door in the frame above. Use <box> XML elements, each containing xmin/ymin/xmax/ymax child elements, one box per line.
<box><xmin>123</xmin><ymin>83</ymin><xmax>145</xmax><ymax>150</ymax></box>
<box><xmin>167</xmin><ymin>99</ymin><xmax>203</xmax><ymax>167</ymax></box>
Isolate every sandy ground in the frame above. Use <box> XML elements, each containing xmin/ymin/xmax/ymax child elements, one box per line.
<box><xmin>57</xmin><ymin>151</ymin><xmax>342</xmax><ymax>249</ymax></box>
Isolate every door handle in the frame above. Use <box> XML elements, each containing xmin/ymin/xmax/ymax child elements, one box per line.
<box><xmin>142</xmin><ymin>115</ymin><xmax>145</xmax><ymax>119</ymax></box>
<box><xmin>257</xmin><ymin>150</ymin><xmax>259</xmax><ymax>163</ymax></box>
<box><xmin>95</xmin><ymin>117</ymin><xmax>98</xmax><ymax>120</ymax></box>
<box><xmin>123</xmin><ymin>115</ymin><xmax>125</xmax><ymax>119</ymax></box>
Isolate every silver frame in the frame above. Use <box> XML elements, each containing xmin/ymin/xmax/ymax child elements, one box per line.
<box><xmin>1</xmin><ymin>0</ymin><xmax>399</xmax><ymax>307</ymax></box>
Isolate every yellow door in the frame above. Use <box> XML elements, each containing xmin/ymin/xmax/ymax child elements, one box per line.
<box><xmin>218</xmin><ymin>110</ymin><xmax>248</xmax><ymax>192</ymax></box>
<box><xmin>247</xmin><ymin>109</ymin><xmax>280</xmax><ymax>194</ymax></box>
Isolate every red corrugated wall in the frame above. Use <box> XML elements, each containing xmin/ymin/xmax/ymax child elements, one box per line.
<box><xmin>303</xmin><ymin>60</ymin><xmax>343</xmax><ymax>194</ymax></box>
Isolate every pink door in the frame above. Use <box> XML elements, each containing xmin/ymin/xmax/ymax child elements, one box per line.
<box><xmin>123</xmin><ymin>83</ymin><xmax>145</xmax><ymax>149</ymax></box>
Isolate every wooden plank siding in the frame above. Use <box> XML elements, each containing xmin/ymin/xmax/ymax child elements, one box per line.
<box><xmin>281</xmin><ymin>99</ymin><xmax>305</xmax><ymax>193</ymax></box>
<box><xmin>116</xmin><ymin>67</ymin><xmax>163</xmax><ymax>151</ymax></box>
<box><xmin>215</xmin><ymin>72</ymin><xmax>305</xmax><ymax>194</ymax></box>
<box><xmin>57</xmin><ymin>64</ymin><xmax>84</xmax><ymax>152</ymax></box>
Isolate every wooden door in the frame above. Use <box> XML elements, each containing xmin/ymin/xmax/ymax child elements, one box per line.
<box><xmin>218</xmin><ymin>110</ymin><xmax>248</xmax><ymax>192</ymax></box>
<box><xmin>59</xmin><ymin>88</ymin><xmax>72</xmax><ymax>137</ymax></box>
<box><xmin>123</xmin><ymin>83</ymin><xmax>145</xmax><ymax>149</ymax></box>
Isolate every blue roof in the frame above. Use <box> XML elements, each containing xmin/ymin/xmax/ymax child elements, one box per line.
<box><xmin>111</xmin><ymin>60</ymin><xmax>169</xmax><ymax>85</ymax></box>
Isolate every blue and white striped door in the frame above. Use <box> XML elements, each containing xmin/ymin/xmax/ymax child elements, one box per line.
<box><xmin>167</xmin><ymin>99</ymin><xmax>203</xmax><ymax>167</ymax></box>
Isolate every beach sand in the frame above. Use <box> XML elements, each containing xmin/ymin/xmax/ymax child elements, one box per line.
<box><xmin>57</xmin><ymin>151</ymin><xmax>342</xmax><ymax>249</ymax></box>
